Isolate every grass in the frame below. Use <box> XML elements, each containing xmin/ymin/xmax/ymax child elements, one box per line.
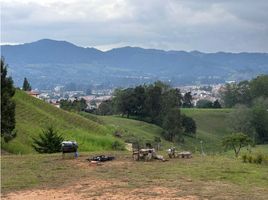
<box><xmin>81</xmin><ymin>108</ymin><xmax>234</xmax><ymax>153</ymax></box>
<box><xmin>181</xmin><ymin>108</ymin><xmax>233</xmax><ymax>153</ymax></box>
<box><xmin>80</xmin><ymin>112</ymin><xmax>173</xmax><ymax>149</ymax></box>
<box><xmin>82</xmin><ymin>109</ymin><xmax>266</xmax><ymax>154</ymax></box>
<box><xmin>1</xmin><ymin>90</ymin><xmax>119</xmax><ymax>154</ymax></box>
<box><xmin>2</xmin><ymin>152</ymin><xmax>268</xmax><ymax>199</ymax></box>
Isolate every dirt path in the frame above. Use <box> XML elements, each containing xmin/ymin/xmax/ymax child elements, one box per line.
<box><xmin>2</xmin><ymin>179</ymin><xmax>198</xmax><ymax>200</ymax></box>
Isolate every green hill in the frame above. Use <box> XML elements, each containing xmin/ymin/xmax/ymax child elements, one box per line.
<box><xmin>80</xmin><ymin>112</ymin><xmax>172</xmax><ymax>149</ymax></box>
<box><xmin>81</xmin><ymin>109</ymin><xmax>234</xmax><ymax>153</ymax></box>
<box><xmin>181</xmin><ymin>108</ymin><xmax>233</xmax><ymax>152</ymax></box>
<box><xmin>82</xmin><ymin>109</ymin><xmax>234</xmax><ymax>153</ymax></box>
<box><xmin>3</xmin><ymin>90</ymin><xmax>265</xmax><ymax>154</ymax></box>
<box><xmin>1</xmin><ymin>90</ymin><xmax>118</xmax><ymax>154</ymax></box>
<box><xmin>2</xmin><ymin>90</ymin><xmax>172</xmax><ymax>154</ymax></box>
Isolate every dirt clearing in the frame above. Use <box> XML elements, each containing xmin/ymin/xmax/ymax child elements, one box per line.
<box><xmin>2</xmin><ymin>179</ymin><xmax>198</xmax><ymax>200</ymax></box>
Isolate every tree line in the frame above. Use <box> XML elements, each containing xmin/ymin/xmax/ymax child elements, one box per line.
<box><xmin>1</xmin><ymin>58</ymin><xmax>16</xmax><ymax>142</ymax></box>
<box><xmin>221</xmin><ymin>75</ymin><xmax>268</xmax><ymax>107</ymax></box>
<box><xmin>59</xmin><ymin>98</ymin><xmax>87</xmax><ymax>112</ymax></box>
<box><xmin>96</xmin><ymin>81</ymin><xmax>196</xmax><ymax>142</ymax></box>
<box><xmin>221</xmin><ymin>75</ymin><xmax>268</xmax><ymax>144</ymax></box>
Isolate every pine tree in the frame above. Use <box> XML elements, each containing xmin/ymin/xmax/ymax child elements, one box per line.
<box><xmin>1</xmin><ymin>57</ymin><xmax>16</xmax><ymax>142</ymax></box>
<box><xmin>22</xmin><ymin>77</ymin><xmax>32</xmax><ymax>91</ymax></box>
<box><xmin>32</xmin><ymin>126</ymin><xmax>64</xmax><ymax>153</ymax></box>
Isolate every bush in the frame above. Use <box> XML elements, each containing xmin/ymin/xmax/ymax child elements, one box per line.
<box><xmin>248</xmin><ymin>155</ymin><xmax>253</xmax><ymax>163</ymax></box>
<box><xmin>32</xmin><ymin>126</ymin><xmax>64</xmax><ymax>153</ymax></box>
<box><xmin>181</xmin><ymin>114</ymin><xmax>196</xmax><ymax>135</ymax></box>
<box><xmin>241</xmin><ymin>153</ymin><xmax>264</xmax><ymax>164</ymax></box>
<box><xmin>242</xmin><ymin>154</ymin><xmax>247</xmax><ymax>163</ymax></box>
<box><xmin>254</xmin><ymin>153</ymin><xmax>264</xmax><ymax>164</ymax></box>
<box><xmin>111</xmin><ymin>141</ymin><xmax>125</xmax><ymax>151</ymax></box>
<box><xmin>113</xmin><ymin>130</ymin><xmax>123</xmax><ymax>138</ymax></box>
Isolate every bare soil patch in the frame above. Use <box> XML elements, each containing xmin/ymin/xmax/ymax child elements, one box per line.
<box><xmin>2</xmin><ymin>179</ymin><xmax>198</xmax><ymax>200</ymax></box>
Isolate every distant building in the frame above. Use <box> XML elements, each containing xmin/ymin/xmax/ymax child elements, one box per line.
<box><xmin>26</xmin><ymin>91</ymin><xmax>40</xmax><ymax>98</ymax></box>
<box><xmin>50</xmin><ymin>102</ymin><xmax>60</xmax><ymax>108</ymax></box>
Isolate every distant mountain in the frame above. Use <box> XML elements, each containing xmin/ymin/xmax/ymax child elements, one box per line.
<box><xmin>1</xmin><ymin>39</ymin><xmax>268</xmax><ymax>89</ymax></box>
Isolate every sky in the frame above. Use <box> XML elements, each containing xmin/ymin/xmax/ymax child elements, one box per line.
<box><xmin>1</xmin><ymin>0</ymin><xmax>268</xmax><ymax>52</ymax></box>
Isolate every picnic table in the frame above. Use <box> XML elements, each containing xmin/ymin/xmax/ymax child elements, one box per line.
<box><xmin>177</xmin><ymin>151</ymin><xmax>192</xmax><ymax>158</ymax></box>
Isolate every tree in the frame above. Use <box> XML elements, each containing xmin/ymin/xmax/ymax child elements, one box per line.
<box><xmin>221</xmin><ymin>77</ymin><xmax>267</xmax><ymax>108</ymax></box>
<box><xmin>236</xmin><ymin>81</ymin><xmax>251</xmax><ymax>106</ymax></box>
<box><xmin>1</xmin><ymin>57</ymin><xmax>16</xmax><ymax>142</ymax></box>
<box><xmin>32</xmin><ymin>126</ymin><xmax>64</xmax><ymax>153</ymax></box>
<box><xmin>73</xmin><ymin>98</ymin><xmax>87</xmax><ymax>111</ymax></box>
<box><xmin>162</xmin><ymin>108</ymin><xmax>182</xmax><ymax>142</ymax></box>
<box><xmin>181</xmin><ymin>114</ymin><xmax>196</xmax><ymax>135</ymax></box>
<box><xmin>251</xmin><ymin>97</ymin><xmax>268</xmax><ymax>144</ymax></box>
<box><xmin>134</xmin><ymin>85</ymin><xmax>146</xmax><ymax>117</ymax></box>
<box><xmin>144</xmin><ymin>84</ymin><xmax>162</xmax><ymax>123</ymax></box>
<box><xmin>221</xmin><ymin>83</ymin><xmax>238</xmax><ymax>107</ymax></box>
<box><xmin>161</xmin><ymin>88</ymin><xmax>182</xmax><ymax>113</ymax></box>
<box><xmin>60</xmin><ymin>98</ymin><xmax>88</xmax><ymax>112</ymax></box>
<box><xmin>22</xmin><ymin>77</ymin><xmax>32</xmax><ymax>91</ymax></box>
<box><xmin>213</xmin><ymin>99</ymin><xmax>222</xmax><ymax>108</ymax></box>
<box><xmin>115</xmin><ymin>88</ymin><xmax>136</xmax><ymax>118</ymax></box>
<box><xmin>98</xmin><ymin>100</ymin><xmax>114</xmax><ymax>115</ymax></box>
<box><xmin>221</xmin><ymin>82</ymin><xmax>251</xmax><ymax>107</ymax></box>
<box><xmin>250</xmin><ymin>75</ymin><xmax>268</xmax><ymax>99</ymax></box>
<box><xmin>222</xmin><ymin>133</ymin><xmax>253</xmax><ymax>157</ymax></box>
<box><xmin>182</xmin><ymin>92</ymin><xmax>193</xmax><ymax>108</ymax></box>
<box><xmin>196</xmin><ymin>99</ymin><xmax>213</xmax><ymax>108</ymax></box>
<box><xmin>227</xmin><ymin>105</ymin><xmax>255</xmax><ymax>139</ymax></box>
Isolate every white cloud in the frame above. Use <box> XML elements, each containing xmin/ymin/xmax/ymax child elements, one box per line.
<box><xmin>1</xmin><ymin>0</ymin><xmax>268</xmax><ymax>52</ymax></box>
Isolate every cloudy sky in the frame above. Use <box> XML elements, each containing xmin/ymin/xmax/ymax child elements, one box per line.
<box><xmin>1</xmin><ymin>0</ymin><xmax>268</xmax><ymax>52</ymax></box>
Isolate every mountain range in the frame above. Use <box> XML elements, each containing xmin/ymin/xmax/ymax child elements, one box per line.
<box><xmin>1</xmin><ymin>39</ymin><xmax>268</xmax><ymax>89</ymax></box>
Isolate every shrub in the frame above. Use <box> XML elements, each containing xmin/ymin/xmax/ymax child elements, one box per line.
<box><xmin>32</xmin><ymin>126</ymin><xmax>64</xmax><ymax>153</ymax></box>
<box><xmin>255</xmin><ymin>153</ymin><xmax>264</xmax><ymax>164</ymax></box>
<box><xmin>181</xmin><ymin>114</ymin><xmax>196</xmax><ymax>135</ymax></box>
<box><xmin>113</xmin><ymin>131</ymin><xmax>123</xmax><ymax>138</ymax></box>
<box><xmin>111</xmin><ymin>141</ymin><xmax>125</xmax><ymax>151</ymax></box>
<box><xmin>242</xmin><ymin>152</ymin><xmax>264</xmax><ymax>164</ymax></box>
<box><xmin>242</xmin><ymin>154</ymin><xmax>247</xmax><ymax>163</ymax></box>
<box><xmin>247</xmin><ymin>155</ymin><xmax>253</xmax><ymax>163</ymax></box>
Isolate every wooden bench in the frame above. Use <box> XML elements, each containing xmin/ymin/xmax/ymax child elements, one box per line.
<box><xmin>177</xmin><ymin>151</ymin><xmax>192</xmax><ymax>159</ymax></box>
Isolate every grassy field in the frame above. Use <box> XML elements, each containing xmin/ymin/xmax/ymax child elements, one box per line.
<box><xmin>82</xmin><ymin>108</ymin><xmax>234</xmax><ymax>153</ymax></box>
<box><xmin>97</xmin><ymin>108</ymin><xmax>234</xmax><ymax>153</ymax></box>
<box><xmin>181</xmin><ymin>108</ymin><xmax>232</xmax><ymax>153</ymax></box>
<box><xmin>1</xmin><ymin>90</ymin><xmax>119</xmax><ymax>154</ymax></box>
<box><xmin>80</xmin><ymin>112</ymin><xmax>173</xmax><ymax>149</ymax></box>
<box><xmin>2</xmin><ymin>152</ymin><xmax>268</xmax><ymax>199</ymax></box>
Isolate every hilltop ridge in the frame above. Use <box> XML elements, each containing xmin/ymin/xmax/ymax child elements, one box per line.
<box><xmin>1</xmin><ymin>39</ymin><xmax>268</xmax><ymax>88</ymax></box>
